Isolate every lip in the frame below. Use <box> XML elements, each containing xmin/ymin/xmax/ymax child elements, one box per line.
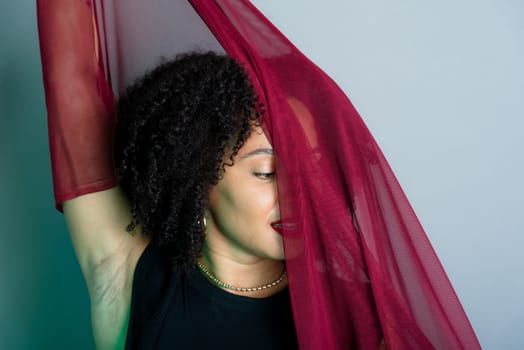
<box><xmin>271</xmin><ymin>219</ymin><xmax>298</xmax><ymax>236</ymax></box>
<box><xmin>271</xmin><ymin>221</ymin><xmax>283</xmax><ymax>235</ymax></box>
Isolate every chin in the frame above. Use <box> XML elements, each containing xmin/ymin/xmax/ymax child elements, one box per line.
<box><xmin>268</xmin><ymin>250</ymin><xmax>286</xmax><ymax>261</ymax></box>
<box><xmin>261</xmin><ymin>238</ymin><xmax>285</xmax><ymax>260</ymax></box>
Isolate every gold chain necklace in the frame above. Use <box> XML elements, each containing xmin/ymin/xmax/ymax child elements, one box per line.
<box><xmin>196</xmin><ymin>261</ymin><xmax>287</xmax><ymax>293</ymax></box>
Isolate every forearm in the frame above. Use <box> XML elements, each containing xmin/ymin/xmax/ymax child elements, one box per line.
<box><xmin>38</xmin><ymin>0</ymin><xmax>117</xmax><ymax>211</ymax></box>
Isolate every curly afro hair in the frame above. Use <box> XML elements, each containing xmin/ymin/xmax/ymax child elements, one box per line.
<box><xmin>115</xmin><ymin>52</ymin><xmax>262</xmax><ymax>270</ymax></box>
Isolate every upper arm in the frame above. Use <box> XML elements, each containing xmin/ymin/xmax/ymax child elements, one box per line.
<box><xmin>63</xmin><ymin>186</ymin><xmax>150</xmax><ymax>349</ymax></box>
<box><xmin>62</xmin><ymin>186</ymin><xmax>149</xmax><ymax>292</ymax></box>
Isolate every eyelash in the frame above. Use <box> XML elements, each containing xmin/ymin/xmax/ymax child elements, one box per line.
<box><xmin>254</xmin><ymin>172</ymin><xmax>275</xmax><ymax>180</ymax></box>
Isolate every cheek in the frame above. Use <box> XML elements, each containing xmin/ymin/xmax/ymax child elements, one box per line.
<box><xmin>229</xmin><ymin>177</ymin><xmax>276</xmax><ymax>213</ymax></box>
<box><xmin>210</xmin><ymin>179</ymin><xmax>274</xmax><ymax>229</ymax></box>
<box><xmin>209</xmin><ymin>185</ymin><xmax>233</xmax><ymax>219</ymax></box>
<box><xmin>209</xmin><ymin>179</ymin><xmax>248</xmax><ymax>228</ymax></box>
<box><xmin>220</xmin><ymin>183</ymin><xmax>257</xmax><ymax>221</ymax></box>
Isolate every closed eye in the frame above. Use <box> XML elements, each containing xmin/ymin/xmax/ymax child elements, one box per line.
<box><xmin>254</xmin><ymin>172</ymin><xmax>275</xmax><ymax>180</ymax></box>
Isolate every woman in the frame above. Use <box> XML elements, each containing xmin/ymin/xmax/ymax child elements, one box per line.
<box><xmin>38</xmin><ymin>1</ymin><xmax>480</xmax><ymax>349</ymax></box>
<box><xmin>63</xmin><ymin>52</ymin><xmax>297</xmax><ymax>349</ymax></box>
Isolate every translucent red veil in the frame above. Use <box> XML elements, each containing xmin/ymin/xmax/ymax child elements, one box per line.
<box><xmin>37</xmin><ymin>0</ymin><xmax>481</xmax><ymax>348</ymax></box>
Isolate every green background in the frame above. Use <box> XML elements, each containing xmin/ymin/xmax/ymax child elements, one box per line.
<box><xmin>0</xmin><ymin>2</ymin><xmax>94</xmax><ymax>349</ymax></box>
<box><xmin>2</xmin><ymin>1</ymin><xmax>524</xmax><ymax>349</ymax></box>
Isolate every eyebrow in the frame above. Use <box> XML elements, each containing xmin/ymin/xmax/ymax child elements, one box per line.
<box><xmin>240</xmin><ymin>148</ymin><xmax>274</xmax><ymax>159</ymax></box>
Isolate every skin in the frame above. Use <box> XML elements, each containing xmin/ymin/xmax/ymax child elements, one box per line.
<box><xmin>62</xmin><ymin>126</ymin><xmax>385</xmax><ymax>348</ymax></box>
<box><xmin>198</xmin><ymin>126</ymin><xmax>288</xmax><ymax>298</ymax></box>
<box><xmin>62</xmin><ymin>126</ymin><xmax>286</xmax><ymax>349</ymax></box>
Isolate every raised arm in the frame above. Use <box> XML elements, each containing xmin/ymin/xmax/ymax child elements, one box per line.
<box><xmin>37</xmin><ymin>1</ymin><xmax>148</xmax><ymax>348</ymax></box>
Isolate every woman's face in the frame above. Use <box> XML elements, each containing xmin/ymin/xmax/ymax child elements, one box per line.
<box><xmin>205</xmin><ymin>127</ymin><xmax>283</xmax><ymax>263</ymax></box>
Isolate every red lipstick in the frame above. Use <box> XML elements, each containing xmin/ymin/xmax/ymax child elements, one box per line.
<box><xmin>271</xmin><ymin>221</ymin><xmax>283</xmax><ymax>235</ymax></box>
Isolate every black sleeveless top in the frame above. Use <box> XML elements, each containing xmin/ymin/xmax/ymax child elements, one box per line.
<box><xmin>124</xmin><ymin>244</ymin><xmax>299</xmax><ymax>349</ymax></box>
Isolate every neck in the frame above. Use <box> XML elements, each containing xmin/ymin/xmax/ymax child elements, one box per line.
<box><xmin>198</xmin><ymin>243</ymin><xmax>287</xmax><ymax>298</ymax></box>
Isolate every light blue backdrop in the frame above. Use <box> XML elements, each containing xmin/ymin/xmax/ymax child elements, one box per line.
<box><xmin>1</xmin><ymin>1</ymin><xmax>522</xmax><ymax>349</ymax></box>
<box><xmin>252</xmin><ymin>1</ymin><xmax>523</xmax><ymax>349</ymax></box>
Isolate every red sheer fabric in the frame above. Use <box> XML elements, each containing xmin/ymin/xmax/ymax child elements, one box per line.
<box><xmin>38</xmin><ymin>0</ymin><xmax>481</xmax><ymax>349</ymax></box>
<box><xmin>37</xmin><ymin>0</ymin><xmax>117</xmax><ymax>211</ymax></box>
<box><xmin>189</xmin><ymin>1</ymin><xmax>481</xmax><ymax>349</ymax></box>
